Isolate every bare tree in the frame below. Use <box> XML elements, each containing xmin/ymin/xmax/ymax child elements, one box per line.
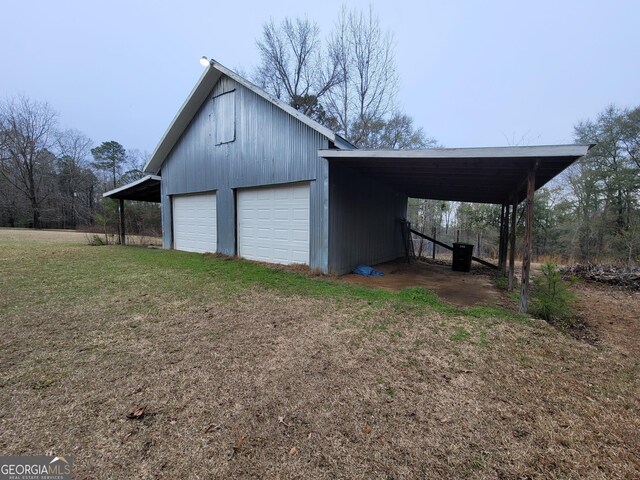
<box><xmin>620</xmin><ymin>106</ymin><xmax>640</xmax><ymax>169</ymax></box>
<box><xmin>325</xmin><ymin>6</ymin><xmax>399</xmax><ymax>146</ymax></box>
<box><xmin>255</xmin><ymin>17</ymin><xmax>340</xmax><ymax>119</ymax></box>
<box><xmin>0</xmin><ymin>96</ymin><xmax>58</xmax><ymax>228</ymax></box>
<box><xmin>120</xmin><ymin>148</ymin><xmax>150</xmax><ymax>184</ymax></box>
<box><xmin>56</xmin><ymin>128</ymin><xmax>96</xmax><ymax>228</ymax></box>
<box><xmin>365</xmin><ymin>112</ymin><xmax>438</xmax><ymax>149</ymax></box>
<box><xmin>254</xmin><ymin>7</ymin><xmax>431</xmax><ymax>149</ymax></box>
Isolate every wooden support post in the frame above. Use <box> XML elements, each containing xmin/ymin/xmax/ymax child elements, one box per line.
<box><xmin>505</xmin><ymin>205</ymin><xmax>511</xmax><ymax>270</ymax></box>
<box><xmin>519</xmin><ymin>162</ymin><xmax>538</xmax><ymax>313</ymax></box>
<box><xmin>508</xmin><ymin>196</ymin><xmax>517</xmax><ymax>290</ymax></box>
<box><xmin>501</xmin><ymin>204</ymin><xmax>510</xmax><ymax>276</ymax></box>
<box><xmin>119</xmin><ymin>198</ymin><xmax>126</xmax><ymax>246</ymax></box>
<box><xmin>498</xmin><ymin>204</ymin><xmax>505</xmax><ymax>271</ymax></box>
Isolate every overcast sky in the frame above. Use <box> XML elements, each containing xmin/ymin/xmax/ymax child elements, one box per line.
<box><xmin>2</xmin><ymin>0</ymin><xmax>638</xmax><ymax>154</ymax></box>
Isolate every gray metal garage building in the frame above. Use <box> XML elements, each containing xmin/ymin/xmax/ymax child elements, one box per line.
<box><xmin>105</xmin><ymin>58</ymin><xmax>590</xmax><ymax>311</ymax></box>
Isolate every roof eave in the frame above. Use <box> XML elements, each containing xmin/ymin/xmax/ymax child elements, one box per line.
<box><xmin>318</xmin><ymin>144</ymin><xmax>592</xmax><ymax>159</ymax></box>
<box><xmin>143</xmin><ymin>68</ymin><xmax>222</xmax><ymax>175</ymax></box>
<box><xmin>103</xmin><ymin>175</ymin><xmax>161</xmax><ymax>198</ymax></box>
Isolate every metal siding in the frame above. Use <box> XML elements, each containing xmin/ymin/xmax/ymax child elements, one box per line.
<box><xmin>160</xmin><ymin>75</ymin><xmax>329</xmax><ymax>271</ymax></box>
<box><xmin>161</xmin><ymin>177</ymin><xmax>172</xmax><ymax>249</ymax></box>
<box><xmin>216</xmin><ymin>188</ymin><xmax>235</xmax><ymax>256</ymax></box>
<box><xmin>328</xmin><ymin>163</ymin><xmax>408</xmax><ymax>275</ymax></box>
<box><xmin>310</xmin><ymin>157</ymin><xmax>329</xmax><ymax>271</ymax></box>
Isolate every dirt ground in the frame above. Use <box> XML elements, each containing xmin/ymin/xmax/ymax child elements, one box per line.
<box><xmin>343</xmin><ymin>259</ymin><xmax>639</xmax><ymax>356</ymax></box>
<box><xmin>343</xmin><ymin>259</ymin><xmax>502</xmax><ymax>307</ymax></box>
<box><xmin>573</xmin><ymin>281</ymin><xmax>640</xmax><ymax>356</ymax></box>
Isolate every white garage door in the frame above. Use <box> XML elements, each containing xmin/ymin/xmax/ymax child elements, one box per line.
<box><xmin>237</xmin><ymin>183</ymin><xmax>310</xmax><ymax>265</ymax></box>
<box><xmin>172</xmin><ymin>192</ymin><xmax>217</xmax><ymax>253</ymax></box>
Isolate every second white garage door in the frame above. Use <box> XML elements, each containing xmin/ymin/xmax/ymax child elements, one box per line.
<box><xmin>237</xmin><ymin>183</ymin><xmax>310</xmax><ymax>265</ymax></box>
<box><xmin>173</xmin><ymin>192</ymin><xmax>217</xmax><ymax>253</ymax></box>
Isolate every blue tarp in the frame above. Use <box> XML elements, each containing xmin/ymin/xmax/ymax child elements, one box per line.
<box><xmin>352</xmin><ymin>265</ymin><xmax>384</xmax><ymax>277</ymax></box>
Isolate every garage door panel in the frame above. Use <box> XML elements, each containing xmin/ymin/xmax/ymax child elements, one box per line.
<box><xmin>237</xmin><ymin>183</ymin><xmax>310</xmax><ymax>266</ymax></box>
<box><xmin>257</xmin><ymin>190</ymin><xmax>271</xmax><ymax>201</ymax></box>
<box><xmin>273</xmin><ymin>229</ymin><xmax>289</xmax><ymax>240</ymax></box>
<box><xmin>293</xmin><ymin>188</ymin><xmax>308</xmax><ymax>200</ymax></box>
<box><xmin>274</xmin><ymin>189</ymin><xmax>290</xmax><ymax>200</ymax></box>
<box><xmin>290</xmin><ymin>250</ymin><xmax>308</xmax><ymax>263</ymax></box>
<box><xmin>292</xmin><ymin>208</ymin><xmax>308</xmax><ymax>221</ymax></box>
<box><xmin>173</xmin><ymin>193</ymin><xmax>217</xmax><ymax>253</ymax></box>
<box><xmin>274</xmin><ymin>208</ymin><xmax>288</xmax><ymax>220</ymax></box>
<box><xmin>257</xmin><ymin>209</ymin><xmax>271</xmax><ymax>220</ymax></box>
<box><xmin>291</xmin><ymin>230</ymin><xmax>308</xmax><ymax>242</ymax></box>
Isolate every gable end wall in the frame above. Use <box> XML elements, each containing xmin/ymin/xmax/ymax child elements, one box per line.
<box><xmin>160</xmin><ymin>75</ymin><xmax>330</xmax><ymax>271</ymax></box>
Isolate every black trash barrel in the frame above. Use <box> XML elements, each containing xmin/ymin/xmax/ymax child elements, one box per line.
<box><xmin>452</xmin><ymin>243</ymin><xmax>474</xmax><ymax>272</ymax></box>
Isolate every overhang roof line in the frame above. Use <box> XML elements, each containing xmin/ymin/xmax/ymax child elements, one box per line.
<box><xmin>319</xmin><ymin>144</ymin><xmax>591</xmax><ymax>205</ymax></box>
<box><xmin>103</xmin><ymin>175</ymin><xmax>161</xmax><ymax>202</ymax></box>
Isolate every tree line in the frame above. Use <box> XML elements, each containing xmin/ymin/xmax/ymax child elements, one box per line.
<box><xmin>0</xmin><ymin>96</ymin><xmax>159</xmax><ymax>235</ymax></box>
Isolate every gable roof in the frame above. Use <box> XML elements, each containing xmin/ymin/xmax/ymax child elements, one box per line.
<box><xmin>144</xmin><ymin>58</ymin><xmax>343</xmax><ymax>175</ymax></box>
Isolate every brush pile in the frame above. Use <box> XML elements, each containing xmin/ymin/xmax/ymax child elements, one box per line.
<box><xmin>562</xmin><ymin>263</ymin><xmax>640</xmax><ymax>290</ymax></box>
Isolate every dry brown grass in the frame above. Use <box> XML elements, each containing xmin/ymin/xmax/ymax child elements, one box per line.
<box><xmin>0</xmin><ymin>227</ymin><xmax>90</xmax><ymax>243</ymax></box>
<box><xmin>0</xmin><ymin>227</ymin><xmax>161</xmax><ymax>246</ymax></box>
<box><xmin>0</xmin><ymin>229</ymin><xmax>638</xmax><ymax>479</ymax></box>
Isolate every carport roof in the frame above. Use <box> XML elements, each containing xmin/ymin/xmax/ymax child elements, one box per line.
<box><xmin>103</xmin><ymin>175</ymin><xmax>161</xmax><ymax>202</ymax></box>
<box><xmin>319</xmin><ymin>144</ymin><xmax>592</xmax><ymax>204</ymax></box>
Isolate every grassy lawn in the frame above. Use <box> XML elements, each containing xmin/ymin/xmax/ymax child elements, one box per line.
<box><xmin>1</xmin><ymin>229</ymin><xmax>638</xmax><ymax>479</ymax></box>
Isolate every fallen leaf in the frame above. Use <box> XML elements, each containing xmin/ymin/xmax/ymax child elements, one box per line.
<box><xmin>234</xmin><ymin>435</ymin><xmax>245</xmax><ymax>451</ymax></box>
<box><xmin>440</xmin><ymin>417</ymin><xmax>450</xmax><ymax>423</ymax></box>
<box><xmin>228</xmin><ymin>435</ymin><xmax>246</xmax><ymax>459</ymax></box>
<box><xmin>289</xmin><ymin>447</ymin><xmax>298</xmax><ymax>456</ymax></box>
<box><xmin>362</xmin><ymin>425</ymin><xmax>372</xmax><ymax>434</ymax></box>
<box><xmin>126</xmin><ymin>406</ymin><xmax>145</xmax><ymax>420</ymax></box>
<box><xmin>121</xmin><ymin>432</ymin><xmax>133</xmax><ymax>442</ymax></box>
